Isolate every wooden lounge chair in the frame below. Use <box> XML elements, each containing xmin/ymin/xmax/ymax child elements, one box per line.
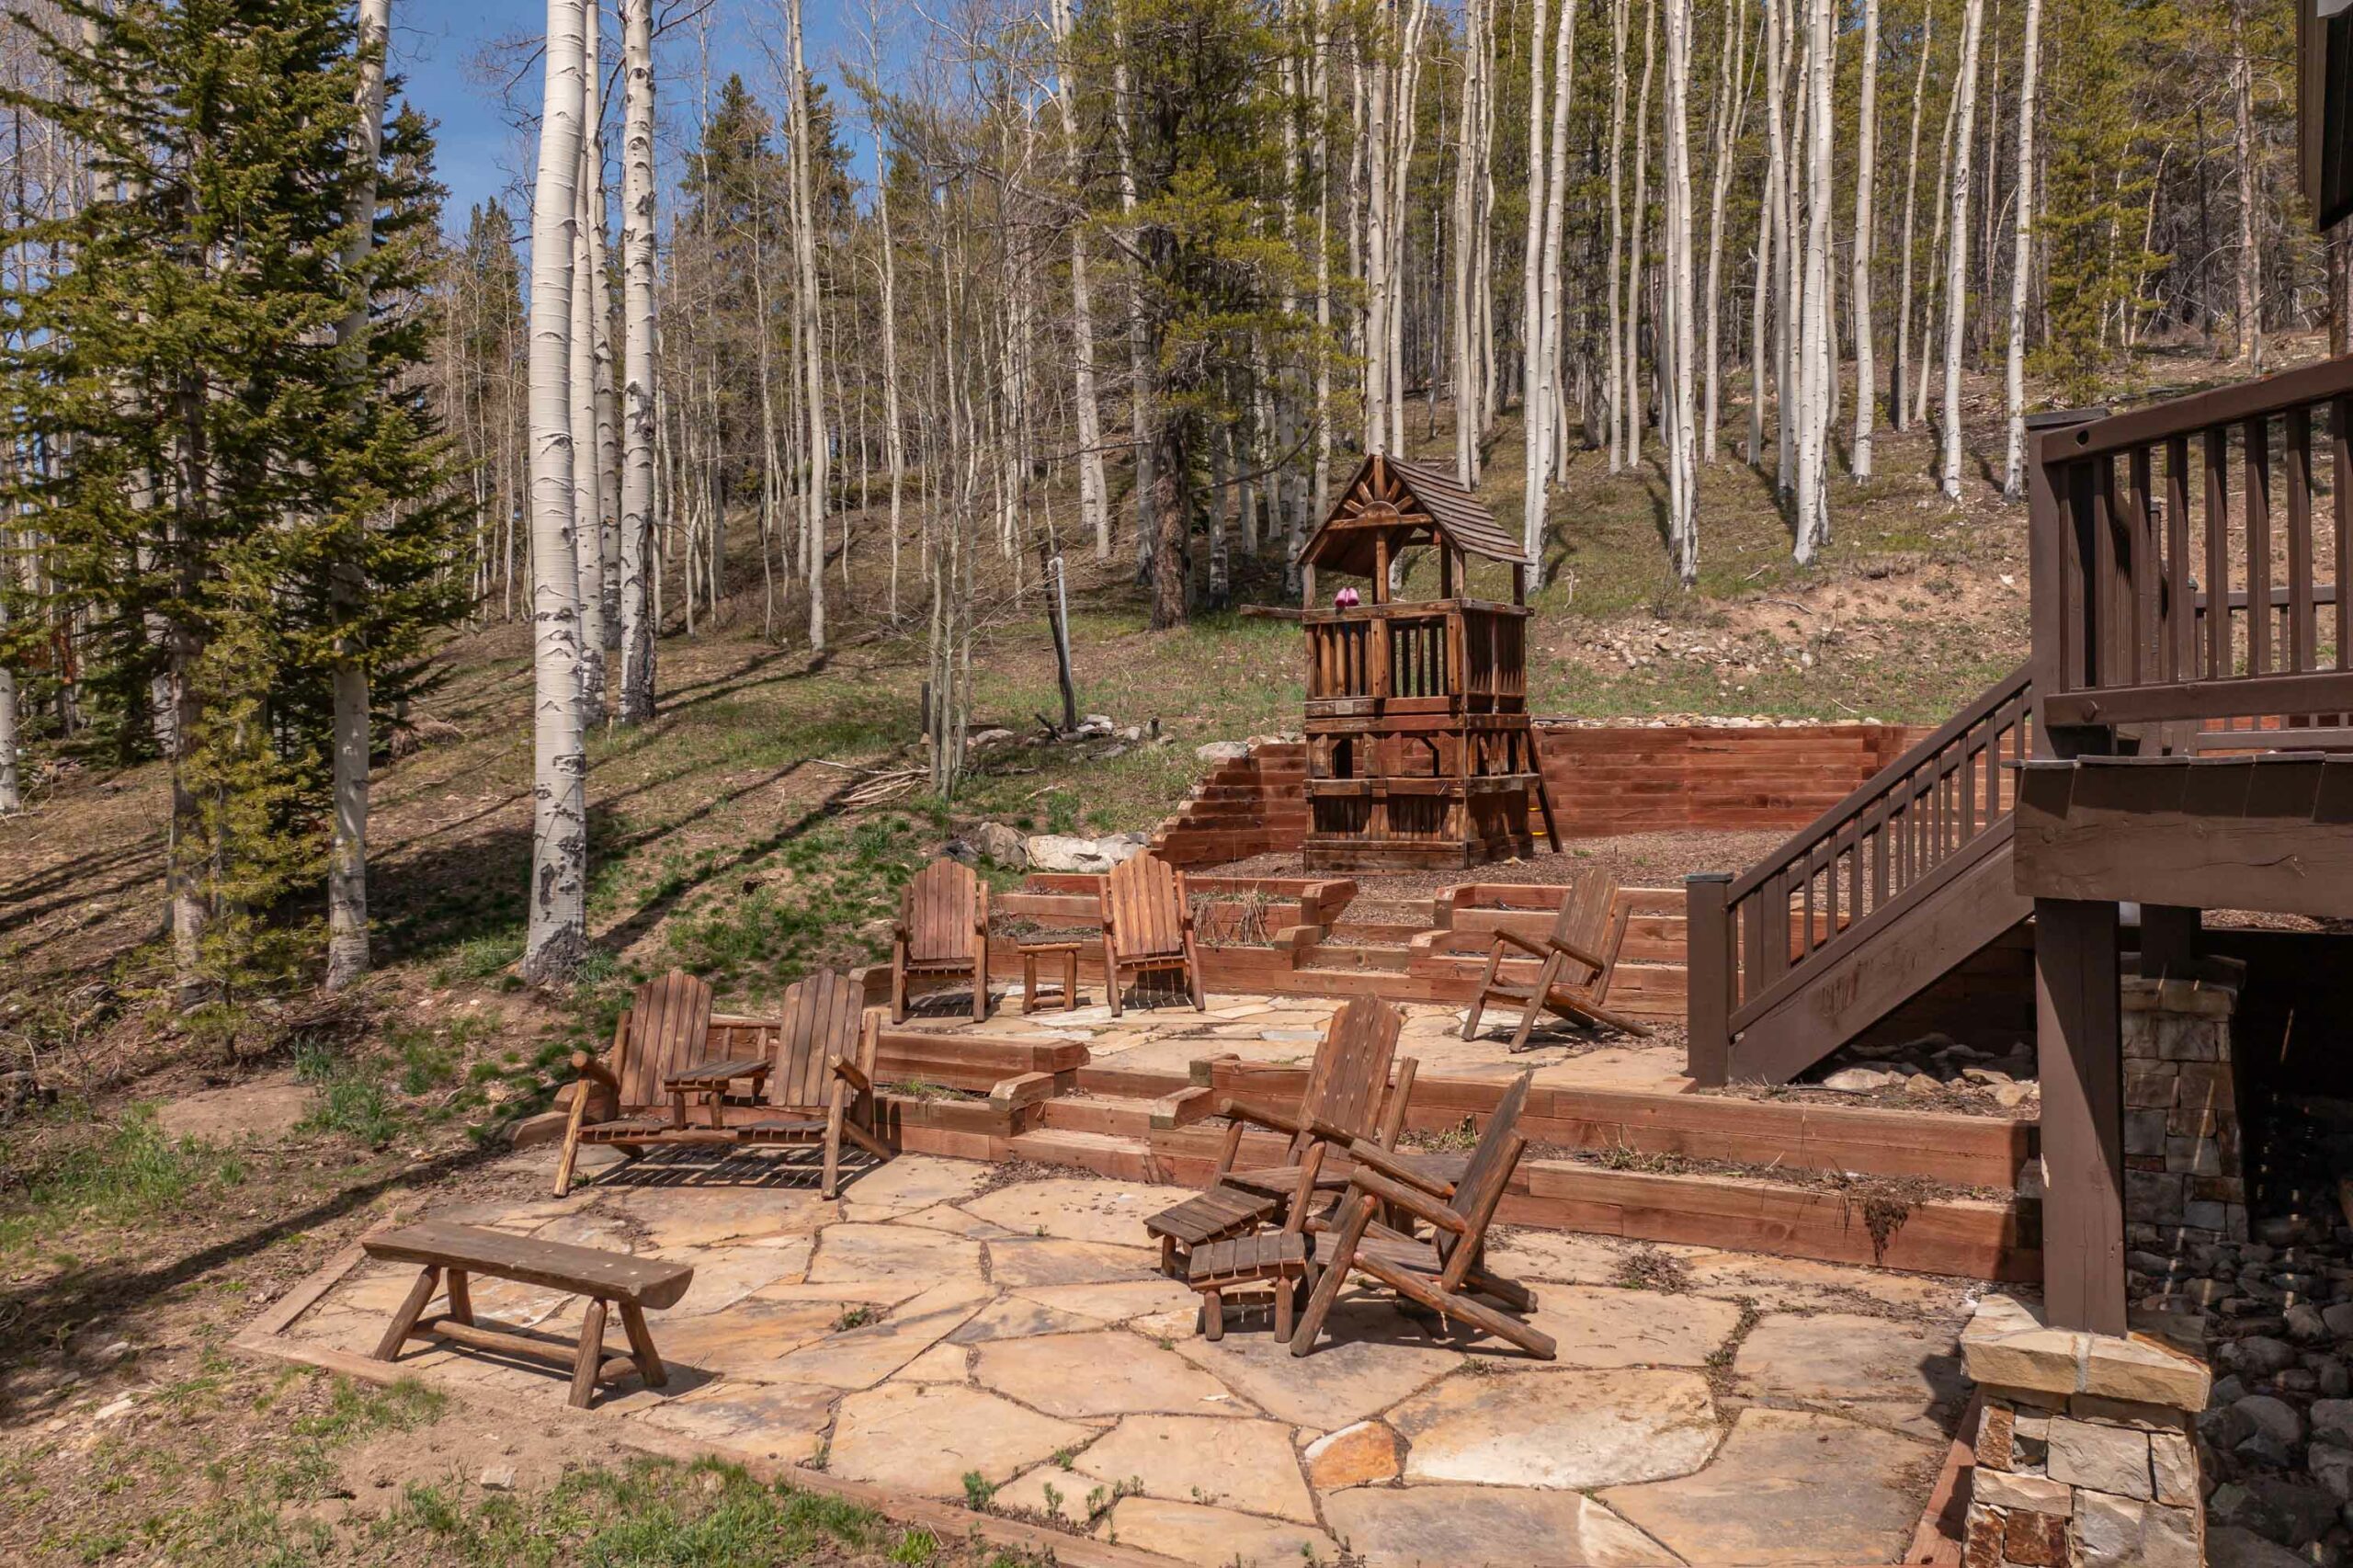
<box><xmin>893</xmin><ymin>858</ymin><xmax>990</xmax><ymax>1022</ymax></box>
<box><xmin>553</xmin><ymin>970</ymin><xmax>721</xmax><ymax>1197</ymax></box>
<box><xmin>738</xmin><ymin>968</ymin><xmax>891</xmax><ymax>1199</ymax></box>
<box><xmin>1461</xmin><ymin>870</ymin><xmax>1654</xmax><ymax>1049</ymax></box>
<box><xmin>1099</xmin><ymin>851</ymin><xmax>1206</xmax><ymax>1017</ymax></box>
<box><xmin>1145</xmin><ymin>996</ymin><xmax>1416</xmax><ymax>1276</ymax></box>
<box><xmin>1289</xmin><ymin>1070</ymin><xmax>1552</xmax><ymax>1359</ymax></box>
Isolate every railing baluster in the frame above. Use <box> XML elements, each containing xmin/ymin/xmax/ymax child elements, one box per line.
<box><xmin>2165</xmin><ymin>436</ymin><xmax>2191</xmax><ymax>684</ymax></box>
<box><xmin>2130</xmin><ymin>444</ymin><xmax>2155</xmax><ymax>686</ymax></box>
<box><xmin>2205</xmin><ymin>426</ymin><xmax>2230</xmax><ymax>683</ymax></box>
<box><xmin>2247</xmin><ymin>416</ymin><xmax>2272</xmax><ymax>678</ymax></box>
<box><xmin>2337</xmin><ymin>397</ymin><xmax>2353</xmax><ymax>674</ymax></box>
<box><xmin>2290</xmin><ymin>403</ymin><xmax>2315</xmax><ymax>675</ymax></box>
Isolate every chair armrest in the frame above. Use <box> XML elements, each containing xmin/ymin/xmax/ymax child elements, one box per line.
<box><xmin>833</xmin><ymin>1059</ymin><xmax>872</xmax><ymax>1094</ymax></box>
<box><xmin>1549</xmin><ymin>936</ymin><xmax>1608</xmax><ymax>971</ymax></box>
<box><xmin>1492</xmin><ymin>928</ymin><xmax>1551</xmax><ymax>960</ymax></box>
<box><xmin>1216</xmin><ymin>1096</ymin><xmax>1304</xmax><ymax>1137</ymax></box>
<box><xmin>570</xmin><ymin>1051</ymin><xmax>620</xmax><ymax>1090</ymax></box>
<box><xmin>1340</xmin><ymin>1136</ymin><xmax>1459</xmax><ymax>1198</ymax></box>
<box><xmin>1346</xmin><ymin>1166</ymin><xmax>1469</xmax><ymax>1233</ymax></box>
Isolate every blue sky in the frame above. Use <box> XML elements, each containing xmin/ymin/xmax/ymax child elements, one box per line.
<box><xmin>391</xmin><ymin>0</ymin><xmax>878</xmax><ymax>233</ymax></box>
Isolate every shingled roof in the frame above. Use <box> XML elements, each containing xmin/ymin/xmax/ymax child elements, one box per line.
<box><xmin>1299</xmin><ymin>453</ymin><xmax>1530</xmax><ymax>580</ymax></box>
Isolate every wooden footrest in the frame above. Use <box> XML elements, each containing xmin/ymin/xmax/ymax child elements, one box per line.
<box><xmin>1187</xmin><ymin>1230</ymin><xmax>1310</xmax><ymax>1343</ymax></box>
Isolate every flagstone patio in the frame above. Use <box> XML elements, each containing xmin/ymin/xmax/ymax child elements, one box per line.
<box><xmin>907</xmin><ymin>988</ymin><xmax>1693</xmax><ymax>1094</ymax></box>
<box><xmin>276</xmin><ymin>1146</ymin><xmax>1976</xmax><ymax>1566</ymax></box>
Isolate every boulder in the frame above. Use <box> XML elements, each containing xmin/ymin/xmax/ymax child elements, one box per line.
<box><xmin>2236</xmin><ymin>1336</ymin><xmax>2300</xmax><ymax>1377</ymax></box>
<box><xmin>1819</xmin><ymin>1067</ymin><xmax>1898</xmax><ymax>1094</ymax></box>
<box><xmin>970</xmin><ymin>727</ymin><xmax>1017</xmax><ymax>751</ymax></box>
<box><xmin>972</xmin><ymin>823</ymin><xmax>1028</xmax><ymax>869</ymax></box>
<box><xmin>2286</xmin><ymin>1303</ymin><xmax>2331</xmax><ymax>1345</ymax></box>
<box><xmin>1025</xmin><ymin>833</ymin><xmax>1147</xmax><ymax>873</ymax></box>
<box><xmin>2240</xmin><ymin>1478</ymin><xmax>2341</xmax><ymax>1547</ymax></box>
<box><xmin>1195</xmin><ymin>741</ymin><xmax>1253</xmax><ymax>764</ymax></box>
<box><xmin>2310</xmin><ymin>1397</ymin><xmax>2353</xmax><ymax>1448</ymax></box>
<box><xmin>2234</xmin><ymin>1394</ymin><xmax>2305</xmax><ymax>1449</ymax></box>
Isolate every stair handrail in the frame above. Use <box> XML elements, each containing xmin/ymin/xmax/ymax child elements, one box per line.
<box><xmin>1688</xmin><ymin>661</ymin><xmax>2034</xmax><ymax>1085</ymax></box>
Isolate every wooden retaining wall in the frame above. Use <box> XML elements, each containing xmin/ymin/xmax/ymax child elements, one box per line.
<box><xmin>1150</xmin><ymin>725</ymin><xmax>1932</xmax><ymax>864</ymax></box>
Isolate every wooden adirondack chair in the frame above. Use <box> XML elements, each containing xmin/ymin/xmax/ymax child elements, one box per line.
<box><xmin>740</xmin><ymin>968</ymin><xmax>891</xmax><ymax>1199</ymax></box>
<box><xmin>554</xmin><ymin>971</ymin><xmax>719</xmax><ymax>1197</ymax></box>
<box><xmin>1145</xmin><ymin>996</ymin><xmax>1416</xmax><ymax>1276</ymax></box>
<box><xmin>892</xmin><ymin>858</ymin><xmax>990</xmax><ymax>1022</ymax></box>
<box><xmin>1461</xmin><ymin>870</ymin><xmax>1654</xmax><ymax>1049</ymax></box>
<box><xmin>1288</xmin><ymin>1070</ymin><xmax>1553</xmax><ymax>1359</ymax></box>
<box><xmin>1099</xmin><ymin>852</ymin><xmax>1206</xmax><ymax>1017</ymax></box>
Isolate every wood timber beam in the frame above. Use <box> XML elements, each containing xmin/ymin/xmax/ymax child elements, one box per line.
<box><xmin>2035</xmin><ymin>897</ymin><xmax>2127</xmax><ymax>1335</ymax></box>
<box><xmin>2014</xmin><ymin>754</ymin><xmax>2353</xmax><ymax>919</ymax></box>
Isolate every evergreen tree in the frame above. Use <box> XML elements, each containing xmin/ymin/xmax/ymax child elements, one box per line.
<box><xmin>2</xmin><ymin>0</ymin><xmax>464</xmax><ymax>1001</ymax></box>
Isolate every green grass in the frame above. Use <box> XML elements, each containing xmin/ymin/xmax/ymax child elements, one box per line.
<box><xmin>0</xmin><ymin>1103</ymin><xmax>247</xmax><ymax>1254</ymax></box>
<box><xmin>377</xmin><ymin>1455</ymin><xmax>1042</xmax><ymax>1567</ymax></box>
<box><xmin>294</xmin><ymin>1041</ymin><xmax>400</xmax><ymax>1149</ymax></box>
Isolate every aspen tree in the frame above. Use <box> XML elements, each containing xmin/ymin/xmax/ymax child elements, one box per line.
<box><xmin>785</xmin><ymin>0</ymin><xmax>826</xmax><ymax>651</ymax></box>
<box><xmin>1893</xmin><ymin>0</ymin><xmax>1934</xmax><ymax>434</ymax></box>
<box><xmin>525</xmin><ymin>0</ymin><xmax>591</xmax><ymax>981</ymax></box>
<box><xmin>1699</xmin><ymin>0</ymin><xmax>1751</xmax><ymax>465</ymax></box>
<box><xmin>1849</xmin><ymin>0</ymin><xmax>1880</xmax><ymax>481</ymax></box>
<box><xmin>1999</xmin><ymin>0</ymin><xmax>2040</xmax><ymax>498</ymax></box>
<box><xmin>1603</xmin><ymin>0</ymin><xmax>1630</xmax><ymax>473</ymax></box>
<box><xmin>1049</xmin><ymin>0</ymin><xmax>1109</xmax><ymax>557</ymax></box>
<box><xmin>618</xmin><ymin>0</ymin><xmax>658</xmax><ymax>723</ymax></box>
<box><xmin>2230</xmin><ymin>0</ymin><xmax>2259</xmax><ymax>365</ymax></box>
<box><xmin>1938</xmin><ymin>0</ymin><xmax>1987</xmax><ymax>501</ymax></box>
<box><xmin>1794</xmin><ymin>0</ymin><xmax>1833</xmax><ymax>559</ymax></box>
<box><xmin>324</xmin><ymin>0</ymin><xmax>393</xmax><ymax>991</ymax></box>
<box><xmin>569</xmin><ymin>13</ymin><xmax>608</xmax><ymax>715</ymax></box>
<box><xmin>1662</xmin><ymin>0</ymin><xmax>1697</xmax><ymax>582</ymax></box>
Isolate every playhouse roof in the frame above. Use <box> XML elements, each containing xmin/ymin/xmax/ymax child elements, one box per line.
<box><xmin>1299</xmin><ymin>453</ymin><xmax>1529</xmax><ymax>579</ymax></box>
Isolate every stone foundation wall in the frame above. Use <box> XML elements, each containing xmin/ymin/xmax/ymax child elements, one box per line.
<box><xmin>2122</xmin><ymin>965</ymin><xmax>2248</xmax><ymax>1301</ymax></box>
<box><xmin>1961</xmin><ymin>1296</ymin><xmax>2212</xmax><ymax>1567</ymax></box>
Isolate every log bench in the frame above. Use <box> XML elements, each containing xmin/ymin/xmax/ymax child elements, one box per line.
<box><xmin>363</xmin><ymin>1220</ymin><xmax>694</xmax><ymax>1408</ymax></box>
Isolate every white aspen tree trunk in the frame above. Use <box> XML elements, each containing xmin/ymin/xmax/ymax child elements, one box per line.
<box><xmin>1048</xmin><ymin>0</ymin><xmax>1109</xmax><ymax>557</ymax></box>
<box><xmin>1534</xmin><ymin>0</ymin><xmax>1579</xmax><ymax>490</ymax></box>
<box><xmin>1794</xmin><ymin>0</ymin><xmax>1832</xmax><ymax>560</ymax></box>
<box><xmin>860</xmin><ymin>21</ymin><xmax>906</xmax><ymax>621</ymax></box>
<box><xmin>1603</xmin><ymin>0</ymin><xmax>1630</xmax><ymax>473</ymax></box>
<box><xmin>585</xmin><ymin>29</ymin><xmax>620</xmax><ymax>645</ymax></box>
<box><xmin>1111</xmin><ymin>1</ymin><xmax>1155</xmax><ymax>581</ymax></box>
<box><xmin>1364</xmin><ymin>6</ymin><xmax>1391</xmax><ymax>457</ymax></box>
<box><xmin>1312</xmin><ymin>0</ymin><xmax>1335</xmax><ymax>529</ymax></box>
<box><xmin>1451</xmin><ymin>0</ymin><xmax>1483</xmax><ymax>484</ymax></box>
<box><xmin>525</xmin><ymin>0</ymin><xmax>590</xmax><ymax>981</ymax></box>
<box><xmin>1389</xmin><ymin>0</ymin><xmax>1427</xmax><ymax>448</ymax></box>
<box><xmin>1915</xmin><ymin>9</ymin><xmax>1961</xmax><ymax>427</ymax></box>
<box><xmin>1998</xmin><ymin>0</ymin><xmax>2040</xmax><ymax>498</ymax></box>
<box><xmin>1699</xmin><ymin>1</ymin><xmax>1747</xmax><ymax>466</ymax></box>
<box><xmin>1893</xmin><ymin>0</ymin><xmax>1934</xmax><ymax>435</ymax></box>
<box><xmin>1939</xmin><ymin>0</ymin><xmax>1987</xmax><ymax>501</ymax></box>
<box><xmin>785</xmin><ymin>0</ymin><xmax>826</xmax><ymax>651</ymax></box>
<box><xmin>2232</xmin><ymin>0</ymin><xmax>2259</xmax><ymax>366</ymax></box>
<box><xmin>571</xmin><ymin>139</ymin><xmax>608</xmax><ymax>711</ymax></box>
<box><xmin>1776</xmin><ymin>0</ymin><xmax>1800</xmax><ymax>493</ymax></box>
<box><xmin>1756</xmin><ymin>0</ymin><xmax>1787</xmax><ymax>478</ymax></box>
<box><xmin>1625</xmin><ymin>0</ymin><xmax>1656</xmax><ymax>467</ymax></box>
<box><xmin>1850</xmin><ymin>0</ymin><xmax>1880</xmax><ymax>481</ymax></box>
<box><xmin>618</xmin><ymin>0</ymin><xmax>657</xmax><ymax>723</ymax></box>
<box><xmin>324</xmin><ymin>0</ymin><xmax>393</xmax><ymax>992</ymax></box>
<box><xmin>1520</xmin><ymin>0</ymin><xmax>1554</xmax><ymax>548</ymax></box>
<box><xmin>1748</xmin><ymin>0</ymin><xmax>1779</xmax><ymax>467</ymax></box>
<box><xmin>1662</xmin><ymin>0</ymin><xmax>1697</xmax><ymax>582</ymax></box>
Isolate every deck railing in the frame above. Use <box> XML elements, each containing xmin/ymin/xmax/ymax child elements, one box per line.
<box><xmin>2030</xmin><ymin>357</ymin><xmax>2353</xmax><ymax>741</ymax></box>
<box><xmin>1302</xmin><ymin>600</ymin><xmax>1529</xmax><ymax>713</ymax></box>
<box><xmin>1687</xmin><ymin>662</ymin><xmax>2034</xmax><ymax>1085</ymax></box>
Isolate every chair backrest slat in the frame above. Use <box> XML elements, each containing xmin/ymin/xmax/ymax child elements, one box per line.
<box><xmin>769</xmin><ymin>969</ymin><xmax>864</xmax><ymax>1110</ymax></box>
<box><xmin>1437</xmin><ymin>1070</ymin><xmax>1533</xmax><ymax>1271</ymax></box>
<box><xmin>1105</xmin><ymin>853</ymin><xmax>1186</xmax><ymax>959</ymax></box>
<box><xmin>904</xmin><ymin>859</ymin><xmax>981</xmax><ymax>965</ymax></box>
<box><xmin>1296</xmin><ymin>997</ymin><xmax>1403</xmax><ymax>1161</ymax></box>
<box><xmin>620</xmin><ymin>971</ymin><xmax>714</xmax><ymax>1109</ymax></box>
<box><xmin>1550</xmin><ymin>870</ymin><xmax>1623</xmax><ymax>987</ymax></box>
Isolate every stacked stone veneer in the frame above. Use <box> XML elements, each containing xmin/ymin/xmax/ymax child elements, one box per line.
<box><xmin>2122</xmin><ymin>963</ymin><xmax>2248</xmax><ymax>1290</ymax></box>
<box><xmin>1961</xmin><ymin>1294</ymin><xmax>2213</xmax><ymax>1567</ymax></box>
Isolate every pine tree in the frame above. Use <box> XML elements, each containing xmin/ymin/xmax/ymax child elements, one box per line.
<box><xmin>3</xmin><ymin>0</ymin><xmax>463</xmax><ymax>998</ymax></box>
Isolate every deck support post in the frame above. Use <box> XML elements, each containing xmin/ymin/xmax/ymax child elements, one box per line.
<box><xmin>1684</xmin><ymin>873</ymin><xmax>1733</xmax><ymax>1088</ymax></box>
<box><xmin>2035</xmin><ymin>895</ymin><xmax>2128</xmax><ymax>1336</ymax></box>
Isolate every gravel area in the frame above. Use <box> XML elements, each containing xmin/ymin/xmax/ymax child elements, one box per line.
<box><xmin>1215</xmin><ymin>829</ymin><xmax>1793</xmax><ymax>898</ymax></box>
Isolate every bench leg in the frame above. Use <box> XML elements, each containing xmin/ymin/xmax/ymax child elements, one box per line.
<box><xmin>374</xmin><ymin>1265</ymin><xmax>442</xmax><ymax>1362</ymax></box>
<box><xmin>571</xmin><ymin>1299</ymin><xmax>610</xmax><ymax>1409</ymax></box>
<box><xmin>445</xmin><ymin>1269</ymin><xmax>473</xmax><ymax>1325</ymax></box>
<box><xmin>620</xmin><ymin>1301</ymin><xmax>667</xmax><ymax>1389</ymax></box>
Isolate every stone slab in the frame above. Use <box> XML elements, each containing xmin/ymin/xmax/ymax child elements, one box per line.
<box><xmin>1602</xmin><ymin>1407</ymin><xmax>1936</xmax><ymax>1565</ymax></box>
<box><xmin>985</xmin><ymin>1237</ymin><xmax>1163</xmax><ymax>1289</ymax></box>
<box><xmin>1390</xmin><ymin>1368</ymin><xmax>1720</xmax><ymax>1489</ymax></box>
<box><xmin>827</xmin><ymin>1381</ymin><xmax>1090</xmax><ymax>1496</ymax></box>
<box><xmin>767</xmin><ymin>1279</ymin><xmax>990</xmax><ymax>1388</ymax></box>
<box><xmin>1321</xmin><ymin>1483</ymin><xmax>1678</xmax><ymax>1567</ymax></box>
<box><xmin>803</xmin><ymin>1222</ymin><xmax>983</xmax><ymax>1284</ymax></box>
<box><xmin>1173</xmin><ymin>1304</ymin><xmax>1461</xmax><ymax>1427</ymax></box>
<box><xmin>964</xmin><ymin>1178</ymin><xmax>1201</xmax><ymax>1247</ymax></box>
<box><xmin>1093</xmin><ymin>1497</ymin><xmax>1336</xmax><ymax>1568</ymax></box>
<box><xmin>1063</xmin><ymin>1414</ymin><xmax>1315</xmax><ymax>1521</ymax></box>
<box><xmin>973</xmin><ymin>1329</ymin><xmax>1240</xmax><ymax>1418</ymax></box>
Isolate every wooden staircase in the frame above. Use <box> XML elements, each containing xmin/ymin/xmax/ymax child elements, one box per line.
<box><xmin>1147</xmin><ymin>744</ymin><xmax>1308</xmax><ymax>867</ymax></box>
<box><xmin>1687</xmin><ymin>663</ymin><xmax>2038</xmax><ymax>1085</ymax></box>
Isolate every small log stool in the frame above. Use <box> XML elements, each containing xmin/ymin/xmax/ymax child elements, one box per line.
<box><xmin>1188</xmin><ymin>1231</ymin><xmax>1309</xmax><ymax>1342</ymax></box>
<box><xmin>362</xmin><ymin>1220</ymin><xmax>694</xmax><ymax>1408</ymax></box>
<box><xmin>1019</xmin><ymin>940</ymin><xmax>1084</xmax><ymax>1014</ymax></box>
<box><xmin>1145</xmin><ymin>1184</ymin><xmax>1277</xmax><ymax>1278</ymax></box>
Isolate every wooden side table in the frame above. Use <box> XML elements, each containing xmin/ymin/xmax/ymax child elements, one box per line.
<box><xmin>1019</xmin><ymin>940</ymin><xmax>1084</xmax><ymax>1014</ymax></box>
